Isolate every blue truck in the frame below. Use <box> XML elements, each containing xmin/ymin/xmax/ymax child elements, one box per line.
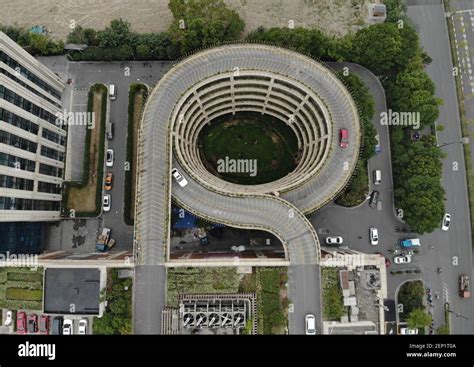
<box><xmin>399</xmin><ymin>238</ymin><xmax>421</xmax><ymax>248</ymax></box>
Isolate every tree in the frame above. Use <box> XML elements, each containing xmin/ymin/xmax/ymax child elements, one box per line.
<box><xmin>98</xmin><ymin>19</ymin><xmax>132</xmax><ymax>48</ymax></box>
<box><xmin>67</xmin><ymin>25</ymin><xmax>98</xmax><ymax>46</ymax></box>
<box><xmin>348</xmin><ymin>23</ymin><xmax>420</xmax><ymax>80</ymax></box>
<box><xmin>389</xmin><ymin>68</ymin><xmax>441</xmax><ymax>128</ymax></box>
<box><xmin>168</xmin><ymin>0</ymin><xmax>244</xmax><ymax>55</ymax></box>
<box><xmin>407</xmin><ymin>308</ymin><xmax>432</xmax><ymax>330</ymax></box>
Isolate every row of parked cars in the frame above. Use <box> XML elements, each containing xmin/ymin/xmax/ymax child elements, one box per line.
<box><xmin>16</xmin><ymin>312</ymin><xmax>88</xmax><ymax>335</ymax></box>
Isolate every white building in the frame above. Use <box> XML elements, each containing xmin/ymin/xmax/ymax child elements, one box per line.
<box><xmin>0</xmin><ymin>32</ymin><xmax>65</xmax><ymax>222</ymax></box>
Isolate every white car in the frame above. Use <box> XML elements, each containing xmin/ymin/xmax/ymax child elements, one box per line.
<box><xmin>400</xmin><ymin>327</ymin><xmax>418</xmax><ymax>335</ymax></box>
<box><xmin>394</xmin><ymin>255</ymin><xmax>412</xmax><ymax>264</ymax></box>
<box><xmin>78</xmin><ymin>319</ymin><xmax>88</xmax><ymax>335</ymax></box>
<box><xmin>63</xmin><ymin>319</ymin><xmax>73</xmax><ymax>335</ymax></box>
<box><xmin>305</xmin><ymin>314</ymin><xmax>316</xmax><ymax>335</ymax></box>
<box><xmin>3</xmin><ymin>310</ymin><xmax>12</xmax><ymax>326</ymax></box>
<box><xmin>171</xmin><ymin>168</ymin><xmax>188</xmax><ymax>187</ymax></box>
<box><xmin>325</xmin><ymin>236</ymin><xmax>343</xmax><ymax>245</ymax></box>
<box><xmin>103</xmin><ymin>194</ymin><xmax>111</xmax><ymax>212</ymax></box>
<box><xmin>106</xmin><ymin>149</ymin><xmax>114</xmax><ymax>167</ymax></box>
<box><xmin>370</xmin><ymin>227</ymin><xmax>379</xmax><ymax>246</ymax></box>
<box><xmin>441</xmin><ymin>213</ymin><xmax>451</xmax><ymax>231</ymax></box>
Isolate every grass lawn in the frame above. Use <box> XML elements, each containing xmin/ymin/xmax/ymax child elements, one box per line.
<box><xmin>256</xmin><ymin>267</ymin><xmax>289</xmax><ymax>334</ymax></box>
<box><xmin>322</xmin><ymin>268</ymin><xmax>346</xmax><ymax>321</ymax></box>
<box><xmin>200</xmin><ymin>112</ymin><xmax>298</xmax><ymax>185</ymax></box>
<box><xmin>0</xmin><ymin>267</ymin><xmax>44</xmax><ymax>310</ymax></box>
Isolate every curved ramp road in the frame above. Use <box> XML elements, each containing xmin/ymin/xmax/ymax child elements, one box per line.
<box><xmin>134</xmin><ymin>45</ymin><xmax>361</xmax><ymax>334</ymax></box>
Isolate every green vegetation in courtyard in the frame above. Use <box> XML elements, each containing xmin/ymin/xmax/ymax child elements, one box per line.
<box><xmin>200</xmin><ymin>112</ymin><xmax>298</xmax><ymax>185</ymax></box>
<box><xmin>166</xmin><ymin>267</ymin><xmax>240</xmax><ymax>308</ymax></box>
<box><xmin>322</xmin><ymin>268</ymin><xmax>345</xmax><ymax>321</ymax></box>
<box><xmin>62</xmin><ymin>84</ymin><xmax>107</xmax><ymax>217</ymax></box>
<box><xmin>397</xmin><ymin>280</ymin><xmax>425</xmax><ymax>321</ymax></box>
<box><xmin>0</xmin><ymin>267</ymin><xmax>44</xmax><ymax>310</ymax></box>
<box><xmin>256</xmin><ymin>268</ymin><xmax>289</xmax><ymax>335</ymax></box>
<box><xmin>93</xmin><ymin>269</ymin><xmax>133</xmax><ymax>335</ymax></box>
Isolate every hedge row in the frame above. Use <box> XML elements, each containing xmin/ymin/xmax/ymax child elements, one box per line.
<box><xmin>124</xmin><ymin>84</ymin><xmax>148</xmax><ymax>226</ymax></box>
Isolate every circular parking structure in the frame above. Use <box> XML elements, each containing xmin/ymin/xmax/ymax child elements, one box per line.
<box><xmin>199</xmin><ymin>111</ymin><xmax>299</xmax><ymax>185</ymax></box>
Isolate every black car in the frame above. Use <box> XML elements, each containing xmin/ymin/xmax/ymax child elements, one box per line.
<box><xmin>51</xmin><ymin>317</ymin><xmax>63</xmax><ymax>335</ymax></box>
<box><xmin>369</xmin><ymin>191</ymin><xmax>380</xmax><ymax>208</ymax></box>
<box><xmin>27</xmin><ymin>314</ymin><xmax>37</xmax><ymax>334</ymax></box>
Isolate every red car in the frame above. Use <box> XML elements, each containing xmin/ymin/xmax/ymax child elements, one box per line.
<box><xmin>339</xmin><ymin>129</ymin><xmax>349</xmax><ymax>148</ymax></box>
<box><xmin>16</xmin><ymin>311</ymin><xmax>27</xmax><ymax>334</ymax></box>
<box><xmin>39</xmin><ymin>315</ymin><xmax>50</xmax><ymax>335</ymax></box>
<box><xmin>27</xmin><ymin>314</ymin><xmax>38</xmax><ymax>334</ymax></box>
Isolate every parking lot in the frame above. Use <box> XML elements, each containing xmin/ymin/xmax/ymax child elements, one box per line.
<box><xmin>1</xmin><ymin>310</ymin><xmax>93</xmax><ymax>335</ymax></box>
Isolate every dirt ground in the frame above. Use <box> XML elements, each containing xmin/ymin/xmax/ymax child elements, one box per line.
<box><xmin>67</xmin><ymin>92</ymin><xmax>103</xmax><ymax>213</ymax></box>
<box><xmin>0</xmin><ymin>0</ymin><xmax>368</xmax><ymax>40</ymax></box>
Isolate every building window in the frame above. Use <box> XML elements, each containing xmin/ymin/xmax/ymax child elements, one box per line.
<box><xmin>0</xmin><ymin>152</ymin><xmax>35</xmax><ymax>172</ymax></box>
<box><xmin>37</xmin><ymin>181</ymin><xmax>61</xmax><ymax>194</ymax></box>
<box><xmin>0</xmin><ymin>130</ymin><xmax>37</xmax><ymax>153</ymax></box>
<box><xmin>0</xmin><ymin>107</ymin><xmax>39</xmax><ymax>135</ymax></box>
<box><xmin>42</xmin><ymin>128</ymin><xmax>65</xmax><ymax>146</ymax></box>
<box><xmin>40</xmin><ymin>145</ymin><xmax>64</xmax><ymax>162</ymax></box>
<box><xmin>0</xmin><ymin>197</ymin><xmax>59</xmax><ymax>211</ymax></box>
<box><xmin>0</xmin><ymin>175</ymin><xmax>34</xmax><ymax>191</ymax></box>
<box><xmin>0</xmin><ymin>67</ymin><xmax>61</xmax><ymax>108</ymax></box>
<box><xmin>0</xmin><ymin>50</ymin><xmax>62</xmax><ymax>100</ymax></box>
<box><xmin>39</xmin><ymin>163</ymin><xmax>63</xmax><ymax>178</ymax></box>
<box><xmin>0</xmin><ymin>85</ymin><xmax>62</xmax><ymax>128</ymax></box>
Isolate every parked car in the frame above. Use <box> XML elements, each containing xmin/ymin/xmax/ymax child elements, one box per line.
<box><xmin>16</xmin><ymin>311</ymin><xmax>27</xmax><ymax>334</ymax></box>
<box><xmin>109</xmin><ymin>84</ymin><xmax>116</xmax><ymax>100</ymax></box>
<box><xmin>51</xmin><ymin>317</ymin><xmax>63</xmax><ymax>335</ymax></box>
<box><xmin>370</xmin><ymin>227</ymin><xmax>379</xmax><ymax>246</ymax></box>
<box><xmin>27</xmin><ymin>314</ymin><xmax>38</xmax><ymax>334</ymax></box>
<box><xmin>305</xmin><ymin>314</ymin><xmax>316</xmax><ymax>335</ymax></box>
<box><xmin>441</xmin><ymin>213</ymin><xmax>451</xmax><ymax>231</ymax></box>
<box><xmin>39</xmin><ymin>315</ymin><xmax>50</xmax><ymax>335</ymax></box>
<box><xmin>103</xmin><ymin>194</ymin><xmax>111</xmax><ymax>212</ymax></box>
<box><xmin>325</xmin><ymin>236</ymin><xmax>343</xmax><ymax>245</ymax></box>
<box><xmin>106</xmin><ymin>149</ymin><xmax>114</xmax><ymax>167</ymax></box>
<box><xmin>339</xmin><ymin>129</ymin><xmax>349</xmax><ymax>148</ymax></box>
<box><xmin>78</xmin><ymin>319</ymin><xmax>88</xmax><ymax>335</ymax></box>
<box><xmin>373</xmin><ymin>170</ymin><xmax>381</xmax><ymax>185</ymax></box>
<box><xmin>369</xmin><ymin>191</ymin><xmax>379</xmax><ymax>208</ymax></box>
<box><xmin>400</xmin><ymin>327</ymin><xmax>418</xmax><ymax>335</ymax></box>
<box><xmin>394</xmin><ymin>255</ymin><xmax>412</xmax><ymax>264</ymax></box>
<box><xmin>63</xmin><ymin>319</ymin><xmax>73</xmax><ymax>335</ymax></box>
<box><xmin>171</xmin><ymin>168</ymin><xmax>188</xmax><ymax>187</ymax></box>
<box><xmin>3</xmin><ymin>310</ymin><xmax>12</xmax><ymax>326</ymax></box>
<box><xmin>105</xmin><ymin>172</ymin><xmax>113</xmax><ymax>191</ymax></box>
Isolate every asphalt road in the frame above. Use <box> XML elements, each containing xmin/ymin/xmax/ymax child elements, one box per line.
<box><xmin>407</xmin><ymin>0</ymin><xmax>474</xmax><ymax>334</ymax></box>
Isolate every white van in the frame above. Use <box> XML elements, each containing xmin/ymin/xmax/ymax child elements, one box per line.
<box><xmin>109</xmin><ymin>84</ymin><xmax>116</xmax><ymax>100</ymax></box>
<box><xmin>373</xmin><ymin>169</ymin><xmax>381</xmax><ymax>185</ymax></box>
